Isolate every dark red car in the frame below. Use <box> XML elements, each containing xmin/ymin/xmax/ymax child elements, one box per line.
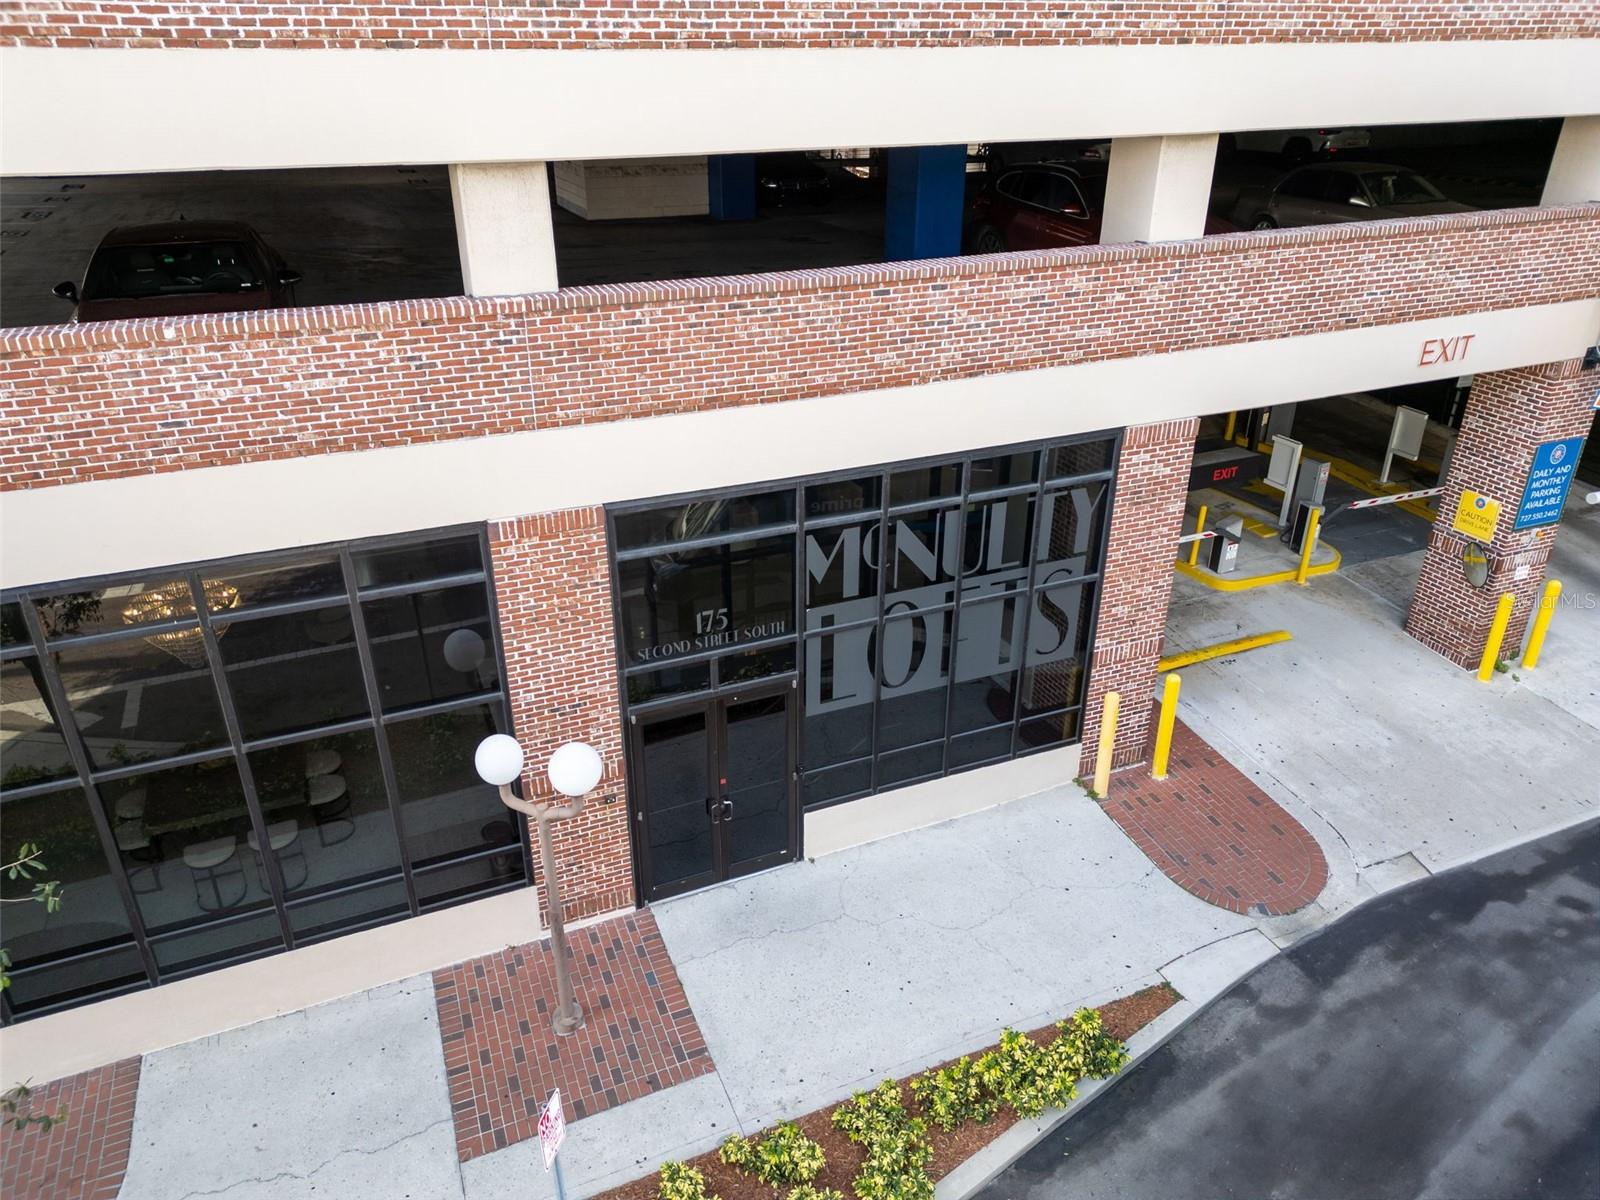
<box><xmin>53</xmin><ymin>222</ymin><xmax>301</xmax><ymax>322</ymax></box>
<box><xmin>965</xmin><ymin>163</ymin><xmax>1234</xmax><ymax>253</ymax></box>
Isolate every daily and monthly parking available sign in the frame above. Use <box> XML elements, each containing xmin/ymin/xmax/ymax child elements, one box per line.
<box><xmin>1513</xmin><ymin>437</ymin><xmax>1585</xmax><ymax>530</ymax></box>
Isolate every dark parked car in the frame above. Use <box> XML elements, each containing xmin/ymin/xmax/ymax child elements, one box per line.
<box><xmin>53</xmin><ymin>222</ymin><xmax>301</xmax><ymax>322</ymax></box>
<box><xmin>1238</xmin><ymin>163</ymin><xmax>1472</xmax><ymax>230</ymax></box>
<box><xmin>755</xmin><ymin>152</ymin><xmax>834</xmax><ymax>207</ymax></box>
<box><xmin>965</xmin><ymin>163</ymin><xmax>1235</xmax><ymax>254</ymax></box>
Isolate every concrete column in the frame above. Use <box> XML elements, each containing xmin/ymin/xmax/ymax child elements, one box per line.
<box><xmin>1405</xmin><ymin>359</ymin><xmax>1595</xmax><ymax>670</ymax></box>
<box><xmin>885</xmin><ymin>144</ymin><xmax>967</xmax><ymax>261</ymax></box>
<box><xmin>449</xmin><ymin>161</ymin><xmax>558</xmax><ymax>297</ymax></box>
<box><xmin>1099</xmin><ymin>134</ymin><xmax>1220</xmax><ymax>244</ymax></box>
<box><xmin>1541</xmin><ymin>116</ymin><xmax>1600</xmax><ymax>205</ymax></box>
<box><xmin>709</xmin><ymin>154</ymin><xmax>756</xmax><ymax>220</ymax></box>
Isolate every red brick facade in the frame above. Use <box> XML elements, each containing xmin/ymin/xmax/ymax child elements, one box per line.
<box><xmin>5</xmin><ymin>206</ymin><xmax>1598</xmax><ymax>493</ymax></box>
<box><xmin>1079</xmin><ymin>417</ymin><xmax>1199</xmax><ymax>774</ymax></box>
<box><xmin>488</xmin><ymin>508</ymin><xmax>634</xmax><ymax>921</ymax></box>
<box><xmin>1405</xmin><ymin>359</ymin><xmax>1596</xmax><ymax>669</ymax></box>
<box><xmin>0</xmin><ymin>1057</ymin><xmax>141</xmax><ymax>1200</ymax></box>
<box><xmin>3</xmin><ymin>1</ymin><xmax>1594</xmax><ymax>49</ymax></box>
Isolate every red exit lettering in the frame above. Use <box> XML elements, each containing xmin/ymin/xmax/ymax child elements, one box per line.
<box><xmin>1418</xmin><ymin>334</ymin><xmax>1474</xmax><ymax>366</ymax></box>
<box><xmin>1212</xmin><ymin>466</ymin><xmax>1240</xmax><ymax>481</ymax></box>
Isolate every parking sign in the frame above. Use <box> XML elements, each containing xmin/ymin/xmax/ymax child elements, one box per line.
<box><xmin>538</xmin><ymin>1089</ymin><xmax>566</xmax><ymax>1171</ymax></box>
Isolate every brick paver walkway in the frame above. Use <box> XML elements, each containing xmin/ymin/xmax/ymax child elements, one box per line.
<box><xmin>1101</xmin><ymin>709</ymin><xmax>1327</xmax><ymax>915</ymax></box>
<box><xmin>0</xmin><ymin>1056</ymin><xmax>140</xmax><ymax>1200</ymax></box>
<box><xmin>434</xmin><ymin>908</ymin><xmax>714</xmax><ymax>1162</ymax></box>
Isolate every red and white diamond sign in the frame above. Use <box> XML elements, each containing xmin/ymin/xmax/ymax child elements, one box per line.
<box><xmin>538</xmin><ymin>1089</ymin><xmax>566</xmax><ymax>1170</ymax></box>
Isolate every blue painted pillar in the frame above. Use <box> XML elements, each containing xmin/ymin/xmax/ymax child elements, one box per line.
<box><xmin>709</xmin><ymin>154</ymin><xmax>756</xmax><ymax>220</ymax></box>
<box><xmin>884</xmin><ymin>145</ymin><xmax>967</xmax><ymax>260</ymax></box>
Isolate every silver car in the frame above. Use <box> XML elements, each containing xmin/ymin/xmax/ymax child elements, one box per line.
<box><xmin>1241</xmin><ymin>162</ymin><xmax>1473</xmax><ymax>230</ymax></box>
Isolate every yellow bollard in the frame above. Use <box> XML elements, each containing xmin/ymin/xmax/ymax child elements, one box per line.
<box><xmin>1186</xmin><ymin>504</ymin><xmax>1209</xmax><ymax>568</ymax></box>
<box><xmin>1522</xmin><ymin>580</ymin><xmax>1562</xmax><ymax>669</ymax></box>
<box><xmin>1294</xmin><ymin>508</ymin><xmax>1322</xmax><ymax>586</ymax></box>
<box><xmin>1151</xmin><ymin>673</ymin><xmax>1181</xmax><ymax>781</ymax></box>
<box><xmin>1477</xmin><ymin>592</ymin><xmax>1516</xmax><ymax>682</ymax></box>
<box><xmin>1092</xmin><ymin>691</ymin><xmax>1120</xmax><ymax>797</ymax></box>
<box><xmin>1223</xmin><ymin>411</ymin><xmax>1238</xmax><ymax>443</ymax></box>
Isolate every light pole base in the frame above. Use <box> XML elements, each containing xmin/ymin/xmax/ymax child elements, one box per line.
<box><xmin>553</xmin><ymin>1002</ymin><xmax>585</xmax><ymax>1038</ymax></box>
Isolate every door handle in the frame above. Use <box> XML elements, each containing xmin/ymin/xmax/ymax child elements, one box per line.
<box><xmin>719</xmin><ymin>797</ymin><xmax>733</xmax><ymax>821</ymax></box>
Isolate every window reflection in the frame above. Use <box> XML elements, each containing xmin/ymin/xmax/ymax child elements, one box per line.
<box><xmin>619</xmin><ymin>534</ymin><xmax>794</xmax><ymax>665</ymax></box>
<box><xmin>217</xmin><ymin>607</ymin><xmax>369</xmax><ymax>740</ymax></box>
<box><xmin>388</xmin><ymin>705</ymin><xmax>520</xmax><ymax>869</ymax></box>
<box><xmin>1</xmin><ymin>659</ymin><xmax>76</xmax><ymax>787</ymax></box>
<box><xmin>364</xmin><ymin>584</ymin><xmax>498</xmax><ymax>712</ymax></box>
<box><xmin>55</xmin><ymin>636</ymin><xmax>228</xmax><ymax>769</ymax></box>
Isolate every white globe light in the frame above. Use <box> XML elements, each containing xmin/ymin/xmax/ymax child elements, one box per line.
<box><xmin>442</xmin><ymin>628</ymin><xmax>486</xmax><ymax>673</ymax></box>
<box><xmin>547</xmin><ymin>741</ymin><xmax>603</xmax><ymax>798</ymax></box>
<box><xmin>474</xmin><ymin>734</ymin><xmax>525</xmax><ymax>787</ymax></box>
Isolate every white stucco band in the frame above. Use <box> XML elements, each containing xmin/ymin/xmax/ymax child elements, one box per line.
<box><xmin>4</xmin><ymin>297</ymin><xmax>1596</xmax><ymax>590</ymax></box>
<box><xmin>1542</xmin><ymin>116</ymin><xmax>1600</xmax><ymax>205</ymax></box>
<box><xmin>3</xmin><ymin>40</ymin><xmax>1599</xmax><ymax>176</ymax></box>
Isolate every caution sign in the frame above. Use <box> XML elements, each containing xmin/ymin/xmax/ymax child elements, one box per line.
<box><xmin>1451</xmin><ymin>490</ymin><xmax>1501</xmax><ymax>542</ymax></box>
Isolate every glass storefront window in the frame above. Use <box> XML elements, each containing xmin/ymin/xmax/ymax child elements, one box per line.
<box><xmin>55</xmin><ymin>635</ymin><xmax>229</xmax><ymax>769</ymax></box>
<box><xmin>611</xmin><ymin>431</ymin><xmax>1116</xmax><ymax>821</ymax></box>
<box><xmin>363</xmin><ymin>584</ymin><xmax>499</xmax><ymax>712</ymax></box>
<box><xmin>0</xmin><ymin>526</ymin><xmax>524</xmax><ymax>1023</ymax></box>
<box><xmin>1</xmin><ymin>658</ymin><xmax>77</xmax><ymax>787</ymax></box>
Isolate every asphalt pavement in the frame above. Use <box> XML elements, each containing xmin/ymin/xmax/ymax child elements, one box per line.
<box><xmin>974</xmin><ymin>819</ymin><xmax>1600</xmax><ymax>1200</ymax></box>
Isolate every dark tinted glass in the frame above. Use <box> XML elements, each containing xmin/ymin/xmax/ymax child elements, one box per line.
<box><xmin>1322</xmin><ymin>170</ymin><xmax>1364</xmax><ymax>205</ymax></box>
<box><xmin>618</xmin><ymin>534</ymin><xmax>794</xmax><ymax>665</ymax></box>
<box><xmin>719</xmin><ymin>643</ymin><xmax>796</xmax><ymax>686</ymax></box>
<box><xmin>1021</xmin><ymin>584</ymin><xmax>1094</xmax><ymax>714</ymax></box>
<box><xmin>804</xmin><ymin>521</ymin><xmax>879</xmax><ymax>625</ymax></box>
<box><xmin>55</xmin><ymin>636</ymin><xmax>228</xmax><ymax>769</ymax></box>
<box><xmin>613</xmin><ymin>491</ymin><xmax>795</xmax><ymax>551</ymax></box>
<box><xmin>969</xmin><ymin>452</ymin><xmax>1038</xmax><ymax>492</ymax></box>
<box><xmin>37</xmin><ymin>580</ymin><xmax>192</xmax><ymax>639</ymax></box>
<box><xmin>883</xmin><ymin>509</ymin><xmax>956</xmax><ymax>612</ymax></box>
<box><xmin>100</xmin><ymin>759</ymin><xmax>273</xmax><ymax>933</ymax></box>
<box><xmin>216</xmin><ymin>607</ymin><xmax>369</xmax><ymax>740</ymax></box>
<box><xmin>363</xmin><ymin>583</ymin><xmax>498</xmax><ymax>713</ymax></box>
<box><xmin>805</xmin><ymin>477</ymin><xmax>880</xmax><ymax>519</ymax></box>
<box><xmin>415</xmin><ymin>852</ymin><xmax>526</xmax><ymax>910</ymax></box>
<box><xmin>1</xmin><ymin>658</ymin><xmax>76</xmax><ymax>786</ymax></box>
<box><xmin>247</xmin><ymin>727</ymin><xmax>402</xmax><ymax>896</ymax></box>
<box><xmin>208</xmin><ymin>557</ymin><xmax>344</xmax><ymax>611</ymax></box>
<box><xmin>1018</xmin><ymin>709</ymin><xmax>1081</xmax><ymax>752</ymax></box>
<box><xmin>352</xmin><ymin>535</ymin><xmax>482</xmax><ymax>590</ymax></box>
<box><xmin>288</xmin><ymin>879</ymin><xmax>410</xmax><ymax>942</ymax></box>
<box><xmin>803</xmin><ymin>760</ymin><xmax>871</xmax><ymax>809</ymax></box>
<box><xmin>1278</xmin><ymin>168</ymin><xmax>1330</xmax><ymax>200</ymax></box>
<box><xmin>626</xmin><ymin>661</ymin><xmax>711</xmax><ymax>706</ymax></box>
<box><xmin>152</xmin><ymin>911</ymin><xmax>285</xmax><ymax>975</ymax></box>
<box><xmin>961</xmin><ymin>495</ymin><xmax>1033</xmax><ymax>594</ymax></box>
<box><xmin>951</xmin><ymin>596</ymin><xmax>1023</xmax><ymax>733</ymax></box>
<box><xmin>2</xmin><ymin>943</ymin><xmax>147</xmax><ymax>1016</ymax></box>
<box><xmin>84</xmin><ymin>241</ymin><xmax>264</xmax><ymax>300</ymax></box>
<box><xmin>890</xmin><ymin>463</ymin><xmax>962</xmax><ymax>506</ymax></box>
<box><xmin>1</xmin><ymin>600</ymin><xmax>27</xmax><ymax>647</ymax></box>
<box><xmin>877</xmin><ymin>743</ymin><xmax>943</xmax><ymax>788</ymax></box>
<box><xmin>387</xmin><ymin>705</ymin><xmax>519</xmax><ymax>868</ymax></box>
<box><xmin>803</xmin><ymin>630</ymin><xmax>875</xmax><ymax>767</ymax></box>
<box><xmin>877</xmin><ymin>613</ymin><xmax>951</xmax><ymax>752</ymax></box>
<box><xmin>1044</xmin><ymin>439</ymin><xmax>1115</xmax><ymax>479</ymax></box>
<box><xmin>0</xmin><ymin>786</ymin><xmax>135</xmax><ymax>967</ymax></box>
<box><xmin>948</xmin><ymin>726</ymin><xmax>1014</xmax><ymax>770</ymax></box>
<box><xmin>1035</xmin><ymin>481</ymin><xmax>1109</xmax><ymax>582</ymax></box>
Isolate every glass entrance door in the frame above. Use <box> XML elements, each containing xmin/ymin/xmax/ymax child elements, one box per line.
<box><xmin>632</xmin><ymin>683</ymin><xmax>796</xmax><ymax>901</ymax></box>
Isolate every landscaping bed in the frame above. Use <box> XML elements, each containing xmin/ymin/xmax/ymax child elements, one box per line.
<box><xmin>595</xmin><ymin>982</ymin><xmax>1180</xmax><ymax>1200</ymax></box>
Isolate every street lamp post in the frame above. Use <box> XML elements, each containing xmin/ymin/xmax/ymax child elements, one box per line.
<box><xmin>474</xmin><ymin>735</ymin><xmax>603</xmax><ymax>1038</ymax></box>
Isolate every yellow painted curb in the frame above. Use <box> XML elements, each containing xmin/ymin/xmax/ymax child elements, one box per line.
<box><xmin>1174</xmin><ymin>543</ymin><xmax>1342</xmax><ymax>591</ymax></box>
<box><xmin>1158</xmin><ymin>630</ymin><xmax>1293</xmax><ymax>671</ymax></box>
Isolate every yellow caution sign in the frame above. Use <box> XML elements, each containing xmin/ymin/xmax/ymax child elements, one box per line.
<box><xmin>1451</xmin><ymin>491</ymin><xmax>1501</xmax><ymax>542</ymax></box>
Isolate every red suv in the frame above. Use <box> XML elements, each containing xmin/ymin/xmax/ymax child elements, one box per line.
<box><xmin>966</xmin><ymin>163</ymin><xmax>1233</xmax><ymax>253</ymax></box>
<box><xmin>53</xmin><ymin>222</ymin><xmax>301</xmax><ymax>322</ymax></box>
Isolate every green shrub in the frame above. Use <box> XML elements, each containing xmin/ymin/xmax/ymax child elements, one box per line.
<box><xmin>786</xmin><ymin>1188</ymin><xmax>846</xmax><ymax>1200</ymax></box>
<box><xmin>659</xmin><ymin>1161</ymin><xmax>719</xmax><ymax>1200</ymax></box>
<box><xmin>719</xmin><ymin>1122</ymin><xmax>826</xmax><ymax>1186</ymax></box>
<box><xmin>830</xmin><ymin>1081</ymin><xmax>933</xmax><ymax>1200</ymax></box>
<box><xmin>1059</xmin><ymin>1007</ymin><xmax>1131</xmax><ymax>1080</ymax></box>
<box><xmin>908</xmin><ymin>1056</ymin><xmax>1000</xmax><ymax>1131</ymax></box>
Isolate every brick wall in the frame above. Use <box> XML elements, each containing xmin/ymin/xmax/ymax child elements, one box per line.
<box><xmin>488</xmin><ymin>507</ymin><xmax>634</xmax><ymax>921</ymax></box>
<box><xmin>1079</xmin><ymin>417</ymin><xmax>1199</xmax><ymax>775</ymax></box>
<box><xmin>3</xmin><ymin>1</ymin><xmax>1594</xmax><ymax>49</ymax></box>
<box><xmin>1405</xmin><ymin>359</ymin><xmax>1596</xmax><ymax>669</ymax></box>
<box><xmin>0</xmin><ymin>1056</ymin><xmax>141</xmax><ymax>1200</ymax></box>
<box><xmin>5</xmin><ymin>206</ymin><xmax>1598</xmax><ymax>493</ymax></box>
